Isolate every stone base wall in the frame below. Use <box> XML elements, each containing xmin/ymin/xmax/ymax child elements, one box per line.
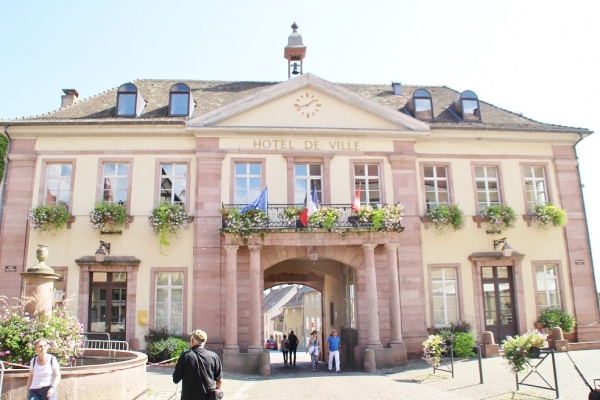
<box><xmin>353</xmin><ymin>344</ymin><xmax>408</xmax><ymax>371</ymax></box>
<box><xmin>223</xmin><ymin>352</ymin><xmax>263</xmax><ymax>375</ymax></box>
<box><xmin>1</xmin><ymin>351</ymin><xmax>147</xmax><ymax>400</ymax></box>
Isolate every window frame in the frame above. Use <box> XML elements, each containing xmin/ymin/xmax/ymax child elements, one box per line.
<box><xmin>39</xmin><ymin>159</ymin><xmax>76</xmax><ymax>210</ymax></box>
<box><xmin>532</xmin><ymin>261</ymin><xmax>565</xmax><ymax>315</ymax></box>
<box><xmin>293</xmin><ymin>162</ymin><xmax>324</xmax><ymax>204</ymax></box>
<box><xmin>420</xmin><ymin>162</ymin><xmax>453</xmax><ymax>211</ymax></box>
<box><xmin>168</xmin><ymin>83</ymin><xmax>193</xmax><ymax>117</ymax></box>
<box><xmin>408</xmin><ymin>88</ymin><xmax>434</xmax><ymax>121</ymax></box>
<box><xmin>230</xmin><ymin>158</ymin><xmax>265</xmax><ymax>204</ymax></box>
<box><xmin>155</xmin><ymin>159</ymin><xmax>192</xmax><ymax>209</ymax></box>
<box><xmin>428</xmin><ymin>264</ymin><xmax>463</xmax><ymax>328</ymax></box>
<box><xmin>116</xmin><ymin>83</ymin><xmax>143</xmax><ymax>117</ymax></box>
<box><xmin>350</xmin><ymin>159</ymin><xmax>385</xmax><ymax>204</ymax></box>
<box><xmin>471</xmin><ymin>163</ymin><xmax>505</xmax><ymax>212</ymax></box>
<box><xmin>520</xmin><ymin>162</ymin><xmax>553</xmax><ymax>212</ymax></box>
<box><xmin>149</xmin><ymin>268</ymin><xmax>188</xmax><ymax>336</ymax></box>
<box><xmin>284</xmin><ymin>155</ymin><xmax>332</xmax><ymax>203</ymax></box>
<box><xmin>96</xmin><ymin>158</ymin><xmax>134</xmax><ymax>212</ymax></box>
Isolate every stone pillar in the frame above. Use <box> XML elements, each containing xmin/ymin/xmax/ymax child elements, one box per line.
<box><xmin>224</xmin><ymin>245</ymin><xmax>240</xmax><ymax>353</ymax></box>
<box><xmin>480</xmin><ymin>330</ymin><xmax>499</xmax><ymax>358</ymax></box>
<box><xmin>385</xmin><ymin>243</ymin><xmax>403</xmax><ymax>344</ymax></box>
<box><xmin>248</xmin><ymin>245</ymin><xmax>263</xmax><ymax>353</ymax></box>
<box><xmin>20</xmin><ymin>244</ymin><xmax>59</xmax><ymax>317</ymax></box>
<box><xmin>551</xmin><ymin>327</ymin><xmax>569</xmax><ymax>351</ymax></box>
<box><xmin>363</xmin><ymin>244</ymin><xmax>381</xmax><ymax>347</ymax></box>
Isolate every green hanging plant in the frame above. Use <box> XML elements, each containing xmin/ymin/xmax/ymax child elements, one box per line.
<box><xmin>148</xmin><ymin>203</ymin><xmax>190</xmax><ymax>254</ymax></box>
<box><xmin>424</xmin><ymin>204</ymin><xmax>465</xmax><ymax>234</ymax></box>
<box><xmin>29</xmin><ymin>204</ymin><xmax>73</xmax><ymax>235</ymax></box>
<box><xmin>90</xmin><ymin>201</ymin><xmax>127</xmax><ymax>232</ymax></box>
<box><xmin>530</xmin><ymin>204</ymin><xmax>568</xmax><ymax>230</ymax></box>
<box><xmin>482</xmin><ymin>204</ymin><xmax>516</xmax><ymax>234</ymax></box>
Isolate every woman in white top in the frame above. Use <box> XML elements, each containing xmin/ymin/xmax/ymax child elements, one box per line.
<box><xmin>27</xmin><ymin>338</ymin><xmax>61</xmax><ymax>400</ymax></box>
<box><xmin>306</xmin><ymin>330</ymin><xmax>320</xmax><ymax>372</ymax></box>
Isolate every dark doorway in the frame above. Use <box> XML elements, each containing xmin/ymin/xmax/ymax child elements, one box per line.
<box><xmin>88</xmin><ymin>272</ymin><xmax>127</xmax><ymax>340</ymax></box>
<box><xmin>482</xmin><ymin>266</ymin><xmax>517</xmax><ymax>343</ymax></box>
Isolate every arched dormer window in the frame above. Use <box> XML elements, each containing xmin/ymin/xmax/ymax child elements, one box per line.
<box><xmin>404</xmin><ymin>88</ymin><xmax>434</xmax><ymax>120</ymax></box>
<box><xmin>116</xmin><ymin>83</ymin><xmax>145</xmax><ymax>117</ymax></box>
<box><xmin>168</xmin><ymin>83</ymin><xmax>193</xmax><ymax>117</ymax></box>
<box><xmin>451</xmin><ymin>90</ymin><xmax>481</xmax><ymax>122</ymax></box>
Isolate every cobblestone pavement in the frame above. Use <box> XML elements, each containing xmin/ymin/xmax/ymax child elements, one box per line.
<box><xmin>146</xmin><ymin>349</ymin><xmax>600</xmax><ymax>400</ymax></box>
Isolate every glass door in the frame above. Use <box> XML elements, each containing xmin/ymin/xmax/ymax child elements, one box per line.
<box><xmin>482</xmin><ymin>266</ymin><xmax>517</xmax><ymax>343</ymax></box>
<box><xmin>89</xmin><ymin>272</ymin><xmax>127</xmax><ymax>340</ymax></box>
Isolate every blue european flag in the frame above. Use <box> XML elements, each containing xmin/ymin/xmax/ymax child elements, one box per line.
<box><xmin>240</xmin><ymin>187</ymin><xmax>268</xmax><ymax>213</ymax></box>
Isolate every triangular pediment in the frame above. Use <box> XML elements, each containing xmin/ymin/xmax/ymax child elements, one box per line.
<box><xmin>187</xmin><ymin>74</ymin><xmax>429</xmax><ymax>136</ymax></box>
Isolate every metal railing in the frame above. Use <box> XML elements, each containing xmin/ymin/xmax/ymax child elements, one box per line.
<box><xmin>0</xmin><ymin>360</ymin><xmax>5</xmax><ymax>398</ymax></box>
<box><xmin>221</xmin><ymin>203</ymin><xmax>398</xmax><ymax>230</ymax></box>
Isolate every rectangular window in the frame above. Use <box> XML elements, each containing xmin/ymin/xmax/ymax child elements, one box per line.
<box><xmin>424</xmin><ymin>166</ymin><xmax>449</xmax><ymax>208</ymax></box>
<box><xmin>45</xmin><ymin>163</ymin><xmax>72</xmax><ymax>207</ymax></box>
<box><xmin>103</xmin><ymin>163</ymin><xmax>129</xmax><ymax>204</ymax></box>
<box><xmin>354</xmin><ymin>164</ymin><xmax>380</xmax><ymax>203</ymax></box>
<box><xmin>294</xmin><ymin>163</ymin><xmax>323</xmax><ymax>203</ymax></box>
<box><xmin>431</xmin><ymin>268</ymin><xmax>459</xmax><ymax>326</ymax></box>
<box><xmin>234</xmin><ymin>162</ymin><xmax>262</xmax><ymax>204</ymax></box>
<box><xmin>536</xmin><ymin>264</ymin><xmax>560</xmax><ymax>312</ymax></box>
<box><xmin>155</xmin><ymin>272</ymin><xmax>184</xmax><ymax>334</ymax></box>
<box><xmin>524</xmin><ymin>166</ymin><xmax>547</xmax><ymax>211</ymax></box>
<box><xmin>475</xmin><ymin>166</ymin><xmax>500</xmax><ymax>211</ymax></box>
<box><xmin>160</xmin><ymin>163</ymin><xmax>187</xmax><ymax>205</ymax></box>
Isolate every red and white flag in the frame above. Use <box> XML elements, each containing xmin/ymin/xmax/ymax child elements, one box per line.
<box><xmin>351</xmin><ymin>185</ymin><xmax>361</xmax><ymax>212</ymax></box>
<box><xmin>299</xmin><ymin>185</ymin><xmax>319</xmax><ymax>226</ymax></box>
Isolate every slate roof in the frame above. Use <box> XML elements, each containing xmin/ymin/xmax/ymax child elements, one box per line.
<box><xmin>4</xmin><ymin>78</ymin><xmax>590</xmax><ymax>134</ymax></box>
<box><xmin>263</xmin><ymin>285</ymin><xmax>296</xmax><ymax>312</ymax></box>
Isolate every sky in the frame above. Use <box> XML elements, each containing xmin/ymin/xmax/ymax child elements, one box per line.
<box><xmin>1</xmin><ymin>0</ymin><xmax>600</xmax><ymax>287</ymax></box>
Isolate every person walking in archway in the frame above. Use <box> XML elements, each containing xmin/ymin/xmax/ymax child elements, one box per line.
<box><xmin>288</xmin><ymin>330</ymin><xmax>299</xmax><ymax>366</ymax></box>
<box><xmin>280</xmin><ymin>334</ymin><xmax>290</xmax><ymax>365</ymax></box>
<box><xmin>327</xmin><ymin>330</ymin><xmax>341</xmax><ymax>372</ymax></box>
<box><xmin>307</xmin><ymin>330</ymin><xmax>321</xmax><ymax>372</ymax></box>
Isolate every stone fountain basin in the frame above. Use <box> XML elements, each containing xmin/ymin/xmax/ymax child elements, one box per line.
<box><xmin>1</xmin><ymin>350</ymin><xmax>148</xmax><ymax>400</ymax></box>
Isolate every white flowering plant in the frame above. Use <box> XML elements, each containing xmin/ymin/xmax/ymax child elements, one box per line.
<box><xmin>422</xmin><ymin>334</ymin><xmax>445</xmax><ymax>367</ymax></box>
<box><xmin>371</xmin><ymin>204</ymin><xmax>404</xmax><ymax>231</ymax></box>
<box><xmin>148</xmin><ymin>203</ymin><xmax>190</xmax><ymax>254</ymax></box>
<box><xmin>354</xmin><ymin>205</ymin><xmax>374</xmax><ymax>223</ymax></box>
<box><xmin>530</xmin><ymin>204</ymin><xmax>567</xmax><ymax>230</ymax></box>
<box><xmin>482</xmin><ymin>204</ymin><xmax>517</xmax><ymax>234</ymax></box>
<box><xmin>29</xmin><ymin>204</ymin><xmax>73</xmax><ymax>235</ymax></box>
<box><xmin>424</xmin><ymin>204</ymin><xmax>465</xmax><ymax>234</ymax></box>
<box><xmin>223</xmin><ymin>208</ymin><xmax>269</xmax><ymax>240</ymax></box>
<box><xmin>90</xmin><ymin>201</ymin><xmax>127</xmax><ymax>232</ymax></box>
<box><xmin>0</xmin><ymin>296</ymin><xmax>83</xmax><ymax>367</ymax></box>
<box><xmin>308</xmin><ymin>207</ymin><xmax>342</xmax><ymax>230</ymax></box>
<box><xmin>501</xmin><ymin>330</ymin><xmax>547</xmax><ymax>373</ymax></box>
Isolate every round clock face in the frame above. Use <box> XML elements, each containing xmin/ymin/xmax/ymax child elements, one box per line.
<box><xmin>294</xmin><ymin>92</ymin><xmax>322</xmax><ymax>118</ymax></box>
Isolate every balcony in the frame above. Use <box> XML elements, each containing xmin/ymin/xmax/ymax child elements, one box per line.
<box><xmin>220</xmin><ymin>203</ymin><xmax>404</xmax><ymax>232</ymax></box>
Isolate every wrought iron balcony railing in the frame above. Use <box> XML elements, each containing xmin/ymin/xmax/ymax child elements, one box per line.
<box><xmin>220</xmin><ymin>203</ymin><xmax>402</xmax><ymax>231</ymax></box>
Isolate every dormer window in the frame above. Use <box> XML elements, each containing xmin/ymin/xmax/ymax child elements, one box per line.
<box><xmin>116</xmin><ymin>83</ymin><xmax>145</xmax><ymax>117</ymax></box>
<box><xmin>451</xmin><ymin>90</ymin><xmax>481</xmax><ymax>121</ymax></box>
<box><xmin>404</xmin><ymin>88</ymin><xmax>433</xmax><ymax>120</ymax></box>
<box><xmin>168</xmin><ymin>83</ymin><xmax>193</xmax><ymax>117</ymax></box>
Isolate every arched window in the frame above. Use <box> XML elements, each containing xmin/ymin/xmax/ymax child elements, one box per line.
<box><xmin>168</xmin><ymin>83</ymin><xmax>193</xmax><ymax>117</ymax></box>
<box><xmin>405</xmin><ymin>88</ymin><xmax>434</xmax><ymax>120</ymax></box>
<box><xmin>116</xmin><ymin>83</ymin><xmax>145</xmax><ymax>117</ymax></box>
<box><xmin>452</xmin><ymin>90</ymin><xmax>481</xmax><ymax>122</ymax></box>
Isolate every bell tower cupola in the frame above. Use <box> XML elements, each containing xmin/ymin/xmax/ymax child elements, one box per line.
<box><xmin>284</xmin><ymin>22</ymin><xmax>306</xmax><ymax>78</ymax></box>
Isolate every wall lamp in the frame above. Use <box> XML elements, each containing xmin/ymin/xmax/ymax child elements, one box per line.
<box><xmin>309</xmin><ymin>246</ymin><xmax>318</xmax><ymax>263</ymax></box>
<box><xmin>95</xmin><ymin>241</ymin><xmax>111</xmax><ymax>262</ymax></box>
<box><xmin>493</xmin><ymin>237</ymin><xmax>512</xmax><ymax>257</ymax></box>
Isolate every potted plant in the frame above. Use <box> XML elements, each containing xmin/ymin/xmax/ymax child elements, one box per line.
<box><xmin>422</xmin><ymin>334</ymin><xmax>445</xmax><ymax>367</ymax></box>
<box><xmin>222</xmin><ymin>208</ymin><xmax>269</xmax><ymax>240</ymax></box>
<box><xmin>538</xmin><ymin>308</ymin><xmax>576</xmax><ymax>334</ymax></box>
<box><xmin>282</xmin><ymin>207</ymin><xmax>303</xmax><ymax>226</ymax></box>
<box><xmin>530</xmin><ymin>204</ymin><xmax>568</xmax><ymax>230</ymax></box>
<box><xmin>90</xmin><ymin>201</ymin><xmax>128</xmax><ymax>233</ymax></box>
<box><xmin>148</xmin><ymin>203</ymin><xmax>190</xmax><ymax>254</ymax></box>
<box><xmin>308</xmin><ymin>207</ymin><xmax>342</xmax><ymax>230</ymax></box>
<box><xmin>482</xmin><ymin>204</ymin><xmax>517</xmax><ymax>234</ymax></box>
<box><xmin>353</xmin><ymin>204</ymin><xmax>374</xmax><ymax>223</ymax></box>
<box><xmin>502</xmin><ymin>330</ymin><xmax>547</xmax><ymax>373</ymax></box>
<box><xmin>424</xmin><ymin>204</ymin><xmax>465</xmax><ymax>234</ymax></box>
<box><xmin>371</xmin><ymin>204</ymin><xmax>404</xmax><ymax>232</ymax></box>
<box><xmin>28</xmin><ymin>204</ymin><xmax>73</xmax><ymax>235</ymax></box>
